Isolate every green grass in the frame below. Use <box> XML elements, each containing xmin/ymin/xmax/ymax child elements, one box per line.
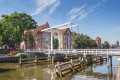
<box><xmin>15</xmin><ymin>53</ymin><xmax>27</xmax><ymax>58</ymax></box>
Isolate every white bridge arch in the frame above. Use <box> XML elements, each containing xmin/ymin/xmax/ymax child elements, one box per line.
<box><xmin>41</xmin><ymin>22</ymin><xmax>78</xmax><ymax>51</ymax></box>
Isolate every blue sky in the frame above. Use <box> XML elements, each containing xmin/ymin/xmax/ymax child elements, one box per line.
<box><xmin>0</xmin><ymin>0</ymin><xmax>120</xmax><ymax>44</ymax></box>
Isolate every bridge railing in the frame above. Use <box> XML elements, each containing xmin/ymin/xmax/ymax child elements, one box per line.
<box><xmin>25</xmin><ymin>49</ymin><xmax>120</xmax><ymax>56</ymax></box>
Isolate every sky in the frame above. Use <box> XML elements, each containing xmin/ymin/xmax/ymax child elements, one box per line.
<box><xmin>0</xmin><ymin>0</ymin><xmax>120</xmax><ymax>44</ymax></box>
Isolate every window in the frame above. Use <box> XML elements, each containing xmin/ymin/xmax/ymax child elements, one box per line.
<box><xmin>43</xmin><ymin>34</ymin><xmax>46</xmax><ymax>38</ymax></box>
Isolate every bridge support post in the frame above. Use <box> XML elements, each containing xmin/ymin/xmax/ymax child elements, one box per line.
<box><xmin>107</xmin><ymin>50</ymin><xmax>109</xmax><ymax>68</ymax></box>
<box><xmin>109</xmin><ymin>56</ymin><xmax>112</xmax><ymax>68</ymax></box>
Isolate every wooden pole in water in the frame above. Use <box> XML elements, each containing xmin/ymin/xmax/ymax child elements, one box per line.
<box><xmin>34</xmin><ymin>56</ymin><xmax>37</xmax><ymax>65</ymax></box>
<box><xmin>116</xmin><ymin>58</ymin><xmax>120</xmax><ymax>80</ymax></box>
<box><xmin>70</xmin><ymin>59</ymin><xmax>74</xmax><ymax>72</ymax></box>
<box><xmin>109</xmin><ymin>56</ymin><xmax>112</xmax><ymax>68</ymax></box>
<box><xmin>19</xmin><ymin>57</ymin><xmax>22</xmax><ymax>66</ymax></box>
<box><xmin>52</xmin><ymin>56</ymin><xmax>54</xmax><ymax>63</ymax></box>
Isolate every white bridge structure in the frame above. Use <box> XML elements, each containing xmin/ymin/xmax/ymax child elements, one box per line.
<box><xmin>41</xmin><ymin>22</ymin><xmax>78</xmax><ymax>51</ymax></box>
<box><xmin>26</xmin><ymin>49</ymin><xmax>120</xmax><ymax>56</ymax></box>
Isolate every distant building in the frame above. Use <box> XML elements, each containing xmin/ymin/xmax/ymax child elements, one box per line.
<box><xmin>95</xmin><ymin>36</ymin><xmax>101</xmax><ymax>49</ymax></box>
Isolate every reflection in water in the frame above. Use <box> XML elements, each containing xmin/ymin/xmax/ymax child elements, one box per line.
<box><xmin>0</xmin><ymin>56</ymin><xmax>119</xmax><ymax>80</ymax></box>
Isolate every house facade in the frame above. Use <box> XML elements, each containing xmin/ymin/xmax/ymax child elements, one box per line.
<box><xmin>60</xmin><ymin>28</ymin><xmax>73</xmax><ymax>49</ymax></box>
<box><xmin>53</xmin><ymin>28</ymin><xmax>73</xmax><ymax>49</ymax></box>
<box><xmin>20</xmin><ymin>22</ymin><xmax>51</xmax><ymax>51</ymax></box>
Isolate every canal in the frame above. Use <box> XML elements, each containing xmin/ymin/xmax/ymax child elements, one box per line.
<box><xmin>0</xmin><ymin>56</ymin><xmax>119</xmax><ymax>80</ymax></box>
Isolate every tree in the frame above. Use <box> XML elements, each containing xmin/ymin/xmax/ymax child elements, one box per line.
<box><xmin>0</xmin><ymin>12</ymin><xmax>37</xmax><ymax>48</ymax></box>
<box><xmin>101</xmin><ymin>43</ymin><xmax>105</xmax><ymax>49</ymax></box>
<box><xmin>53</xmin><ymin>37</ymin><xmax>58</xmax><ymax>49</ymax></box>
<box><xmin>116</xmin><ymin>41</ymin><xmax>119</xmax><ymax>47</ymax></box>
<box><xmin>104</xmin><ymin>41</ymin><xmax>110</xmax><ymax>49</ymax></box>
<box><xmin>0</xmin><ymin>21</ymin><xmax>3</xmax><ymax>45</ymax></box>
<box><xmin>73</xmin><ymin>32</ymin><xmax>97</xmax><ymax>49</ymax></box>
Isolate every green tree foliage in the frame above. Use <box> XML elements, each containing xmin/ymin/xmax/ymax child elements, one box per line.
<box><xmin>101</xmin><ymin>43</ymin><xmax>105</xmax><ymax>49</ymax></box>
<box><xmin>104</xmin><ymin>41</ymin><xmax>110</xmax><ymax>49</ymax></box>
<box><xmin>0</xmin><ymin>21</ymin><xmax>3</xmax><ymax>45</ymax></box>
<box><xmin>53</xmin><ymin>37</ymin><xmax>58</xmax><ymax>49</ymax></box>
<box><xmin>0</xmin><ymin>12</ymin><xmax>37</xmax><ymax>48</ymax></box>
<box><xmin>73</xmin><ymin>32</ymin><xmax>97</xmax><ymax>49</ymax></box>
<box><xmin>116</xmin><ymin>41</ymin><xmax>119</xmax><ymax>47</ymax></box>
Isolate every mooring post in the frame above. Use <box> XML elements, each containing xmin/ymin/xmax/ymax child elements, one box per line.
<box><xmin>52</xmin><ymin>56</ymin><xmax>54</xmax><ymax>63</ymax></box>
<box><xmin>48</xmin><ymin>49</ymin><xmax>51</xmax><ymax>63</ymax></box>
<box><xmin>19</xmin><ymin>57</ymin><xmax>22</xmax><ymax>66</ymax></box>
<box><xmin>116</xmin><ymin>58</ymin><xmax>120</xmax><ymax>80</ymax></box>
<box><xmin>109</xmin><ymin>56</ymin><xmax>112</xmax><ymax>68</ymax></box>
<box><xmin>56</xmin><ymin>62</ymin><xmax>62</xmax><ymax>78</ymax></box>
<box><xmin>76</xmin><ymin>50</ymin><xmax>78</xmax><ymax>57</ymax></box>
<box><xmin>34</xmin><ymin>56</ymin><xmax>37</xmax><ymax>65</ymax></box>
<box><xmin>70</xmin><ymin>59</ymin><xmax>74</xmax><ymax>72</ymax></box>
<box><xmin>79</xmin><ymin>57</ymin><xmax>81</xmax><ymax>67</ymax></box>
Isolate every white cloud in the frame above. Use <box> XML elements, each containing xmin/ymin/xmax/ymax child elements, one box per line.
<box><xmin>67</xmin><ymin>0</ymin><xmax>107</xmax><ymax>21</ymax></box>
<box><xmin>49</xmin><ymin>1</ymin><xmax>60</xmax><ymax>14</ymax></box>
<box><xmin>67</xmin><ymin>4</ymin><xmax>87</xmax><ymax>21</ymax></box>
<box><xmin>91</xmin><ymin>0</ymin><xmax>107</xmax><ymax>9</ymax></box>
<box><xmin>31</xmin><ymin>0</ymin><xmax>60</xmax><ymax>16</ymax></box>
<box><xmin>68</xmin><ymin>4</ymin><xmax>86</xmax><ymax>15</ymax></box>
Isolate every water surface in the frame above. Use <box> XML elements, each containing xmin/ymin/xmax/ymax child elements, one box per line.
<box><xmin>0</xmin><ymin>56</ymin><xmax>119</xmax><ymax>80</ymax></box>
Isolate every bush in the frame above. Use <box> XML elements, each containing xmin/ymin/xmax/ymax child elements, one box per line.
<box><xmin>15</xmin><ymin>53</ymin><xmax>27</xmax><ymax>58</ymax></box>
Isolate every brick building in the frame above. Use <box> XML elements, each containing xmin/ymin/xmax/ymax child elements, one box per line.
<box><xmin>20</xmin><ymin>22</ymin><xmax>74</xmax><ymax>51</ymax></box>
<box><xmin>53</xmin><ymin>28</ymin><xmax>73</xmax><ymax>49</ymax></box>
<box><xmin>20</xmin><ymin>22</ymin><xmax>51</xmax><ymax>51</ymax></box>
<box><xmin>95</xmin><ymin>36</ymin><xmax>101</xmax><ymax>49</ymax></box>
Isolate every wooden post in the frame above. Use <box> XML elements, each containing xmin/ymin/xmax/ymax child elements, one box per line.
<box><xmin>109</xmin><ymin>56</ymin><xmax>112</xmax><ymax>68</ymax></box>
<box><xmin>52</xmin><ymin>56</ymin><xmax>54</xmax><ymax>63</ymax></box>
<box><xmin>55</xmin><ymin>62</ymin><xmax>62</xmax><ymax>78</ymax></box>
<box><xmin>66</xmin><ymin>49</ymin><xmax>69</xmax><ymax>59</ymax></box>
<box><xmin>116</xmin><ymin>58</ymin><xmax>120</xmax><ymax>80</ymax></box>
<box><xmin>19</xmin><ymin>57</ymin><xmax>22</xmax><ymax>66</ymax></box>
<box><xmin>70</xmin><ymin>59</ymin><xmax>74</xmax><ymax>72</ymax></box>
<box><xmin>34</xmin><ymin>56</ymin><xmax>37</xmax><ymax>65</ymax></box>
<box><xmin>79</xmin><ymin>57</ymin><xmax>81</xmax><ymax>67</ymax></box>
<box><xmin>76</xmin><ymin>50</ymin><xmax>77</xmax><ymax>57</ymax></box>
<box><xmin>48</xmin><ymin>50</ymin><xmax>50</xmax><ymax>63</ymax></box>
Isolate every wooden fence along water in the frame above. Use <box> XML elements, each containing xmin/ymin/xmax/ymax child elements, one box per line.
<box><xmin>18</xmin><ymin>56</ymin><xmax>54</xmax><ymax>66</ymax></box>
<box><xmin>0</xmin><ymin>56</ymin><xmax>19</xmax><ymax>62</ymax></box>
<box><xmin>55</xmin><ymin>56</ymin><xmax>104</xmax><ymax>77</ymax></box>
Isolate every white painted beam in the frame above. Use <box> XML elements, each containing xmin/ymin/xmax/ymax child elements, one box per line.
<box><xmin>41</xmin><ymin>22</ymin><xmax>72</xmax><ymax>32</ymax></box>
<box><xmin>60</xmin><ymin>24</ymin><xmax>78</xmax><ymax>30</ymax></box>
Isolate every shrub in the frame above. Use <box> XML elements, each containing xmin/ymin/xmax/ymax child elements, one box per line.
<box><xmin>15</xmin><ymin>53</ymin><xmax>27</xmax><ymax>58</ymax></box>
